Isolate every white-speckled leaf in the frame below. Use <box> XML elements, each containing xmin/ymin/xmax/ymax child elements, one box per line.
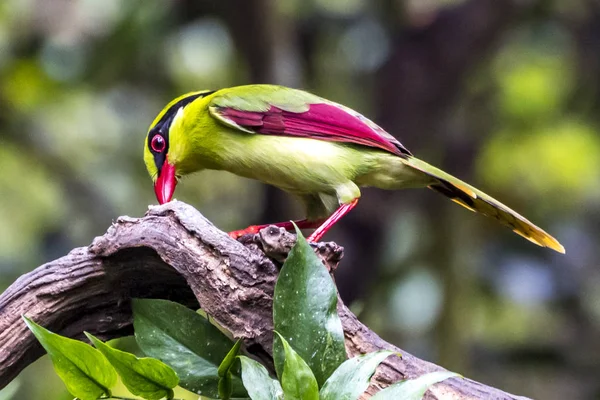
<box><xmin>273</xmin><ymin>226</ymin><xmax>346</xmax><ymax>387</ymax></box>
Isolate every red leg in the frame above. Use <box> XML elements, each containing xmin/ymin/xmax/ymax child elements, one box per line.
<box><xmin>228</xmin><ymin>218</ymin><xmax>325</xmax><ymax>239</ymax></box>
<box><xmin>307</xmin><ymin>198</ymin><xmax>359</xmax><ymax>242</ymax></box>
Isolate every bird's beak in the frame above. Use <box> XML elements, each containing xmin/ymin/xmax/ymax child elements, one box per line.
<box><xmin>154</xmin><ymin>161</ymin><xmax>177</xmax><ymax>204</ymax></box>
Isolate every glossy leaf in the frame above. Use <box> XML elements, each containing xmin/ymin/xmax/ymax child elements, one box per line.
<box><xmin>23</xmin><ymin>316</ymin><xmax>117</xmax><ymax>400</ymax></box>
<box><xmin>319</xmin><ymin>351</ymin><xmax>397</xmax><ymax>400</ymax></box>
<box><xmin>85</xmin><ymin>332</ymin><xmax>178</xmax><ymax>400</ymax></box>
<box><xmin>371</xmin><ymin>371</ymin><xmax>461</xmax><ymax>400</ymax></box>
<box><xmin>238</xmin><ymin>356</ymin><xmax>283</xmax><ymax>400</ymax></box>
<box><xmin>217</xmin><ymin>339</ymin><xmax>242</xmax><ymax>400</ymax></box>
<box><xmin>132</xmin><ymin>298</ymin><xmax>246</xmax><ymax>398</ymax></box>
<box><xmin>275</xmin><ymin>332</ymin><xmax>319</xmax><ymax>400</ymax></box>
<box><xmin>272</xmin><ymin>226</ymin><xmax>346</xmax><ymax>386</ymax></box>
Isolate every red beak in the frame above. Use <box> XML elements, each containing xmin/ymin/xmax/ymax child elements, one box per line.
<box><xmin>154</xmin><ymin>161</ymin><xmax>177</xmax><ymax>204</ymax></box>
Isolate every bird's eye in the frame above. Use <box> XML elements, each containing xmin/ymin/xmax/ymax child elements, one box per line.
<box><xmin>151</xmin><ymin>135</ymin><xmax>166</xmax><ymax>153</ymax></box>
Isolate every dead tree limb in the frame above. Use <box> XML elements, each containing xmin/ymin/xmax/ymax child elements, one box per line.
<box><xmin>0</xmin><ymin>201</ymin><xmax>528</xmax><ymax>399</ymax></box>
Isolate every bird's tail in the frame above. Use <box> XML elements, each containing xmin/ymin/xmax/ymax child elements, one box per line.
<box><xmin>403</xmin><ymin>157</ymin><xmax>565</xmax><ymax>253</ymax></box>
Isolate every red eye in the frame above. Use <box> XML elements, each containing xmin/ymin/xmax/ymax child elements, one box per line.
<box><xmin>151</xmin><ymin>135</ymin><xmax>166</xmax><ymax>153</ymax></box>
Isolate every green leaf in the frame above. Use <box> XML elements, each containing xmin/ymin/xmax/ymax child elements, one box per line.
<box><xmin>0</xmin><ymin>378</ymin><xmax>21</xmax><ymax>400</ymax></box>
<box><xmin>238</xmin><ymin>356</ymin><xmax>283</xmax><ymax>400</ymax></box>
<box><xmin>371</xmin><ymin>371</ymin><xmax>461</xmax><ymax>400</ymax></box>
<box><xmin>272</xmin><ymin>226</ymin><xmax>346</xmax><ymax>387</ymax></box>
<box><xmin>22</xmin><ymin>316</ymin><xmax>117</xmax><ymax>400</ymax></box>
<box><xmin>217</xmin><ymin>339</ymin><xmax>242</xmax><ymax>400</ymax></box>
<box><xmin>319</xmin><ymin>351</ymin><xmax>397</xmax><ymax>400</ymax></box>
<box><xmin>275</xmin><ymin>332</ymin><xmax>318</xmax><ymax>400</ymax></box>
<box><xmin>132</xmin><ymin>298</ymin><xmax>246</xmax><ymax>398</ymax></box>
<box><xmin>85</xmin><ymin>332</ymin><xmax>178</xmax><ymax>400</ymax></box>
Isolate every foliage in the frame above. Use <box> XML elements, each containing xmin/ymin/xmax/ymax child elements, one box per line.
<box><xmin>22</xmin><ymin>317</ymin><xmax>117</xmax><ymax>400</ymax></box>
<box><xmin>22</xmin><ymin>229</ymin><xmax>459</xmax><ymax>399</ymax></box>
<box><xmin>237</xmin><ymin>356</ymin><xmax>283</xmax><ymax>400</ymax></box>
<box><xmin>319</xmin><ymin>351</ymin><xmax>396</xmax><ymax>400</ymax></box>
<box><xmin>217</xmin><ymin>339</ymin><xmax>243</xmax><ymax>400</ymax></box>
<box><xmin>272</xmin><ymin>225</ymin><xmax>346</xmax><ymax>386</ymax></box>
<box><xmin>371</xmin><ymin>371</ymin><xmax>462</xmax><ymax>400</ymax></box>
<box><xmin>275</xmin><ymin>331</ymin><xmax>319</xmax><ymax>400</ymax></box>
<box><xmin>85</xmin><ymin>332</ymin><xmax>178</xmax><ymax>400</ymax></box>
<box><xmin>132</xmin><ymin>298</ymin><xmax>247</xmax><ymax>398</ymax></box>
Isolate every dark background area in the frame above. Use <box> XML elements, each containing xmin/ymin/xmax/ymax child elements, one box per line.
<box><xmin>0</xmin><ymin>0</ymin><xmax>599</xmax><ymax>399</ymax></box>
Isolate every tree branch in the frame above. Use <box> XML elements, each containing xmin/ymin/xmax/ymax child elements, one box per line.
<box><xmin>0</xmin><ymin>201</ymin><xmax>528</xmax><ymax>399</ymax></box>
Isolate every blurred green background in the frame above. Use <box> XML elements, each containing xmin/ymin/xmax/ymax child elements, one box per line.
<box><xmin>0</xmin><ymin>0</ymin><xmax>599</xmax><ymax>399</ymax></box>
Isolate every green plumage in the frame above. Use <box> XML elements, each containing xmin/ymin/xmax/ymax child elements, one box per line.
<box><xmin>144</xmin><ymin>84</ymin><xmax>564</xmax><ymax>253</ymax></box>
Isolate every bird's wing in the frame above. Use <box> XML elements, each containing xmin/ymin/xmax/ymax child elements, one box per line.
<box><xmin>208</xmin><ymin>85</ymin><xmax>411</xmax><ymax>157</ymax></box>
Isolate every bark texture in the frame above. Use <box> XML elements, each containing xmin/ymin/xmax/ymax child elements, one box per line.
<box><xmin>0</xmin><ymin>201</ymin><xmax>528</xmax><ymax>399</ymax></box>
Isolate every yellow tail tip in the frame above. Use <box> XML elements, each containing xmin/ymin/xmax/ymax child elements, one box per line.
<box><xmin>544</xmin><ymin>240</ymin><xmax>566</xmax><ymax>254</ymax></box>
<box><xmin>512</xmin><ymin>229</ymin><xmax>565</xmax><ymax>254</ymax></box>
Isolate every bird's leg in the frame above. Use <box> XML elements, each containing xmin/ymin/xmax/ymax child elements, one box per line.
<box><xmin>228</xmin><ymin>219</ymin><xmax>325</xmax><ymax>239</ymax></box>
<box><xmin>229</xmin><ymin>198</ymin><xmax>359</xmax><ymax>241</ymax></box>
<box><xmin>307</xmin><ymin>198</ymin><xmax>359</xmax><ymax>242</ymax></box>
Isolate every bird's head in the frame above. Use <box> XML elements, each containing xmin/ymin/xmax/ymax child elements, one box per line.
<box><xmin>144</xmin><ymin>90</ymin><xmax>215</xmax><ymax>204</ymax></box>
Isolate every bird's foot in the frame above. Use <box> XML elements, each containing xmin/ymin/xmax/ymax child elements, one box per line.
<box><xmin>228</xmin><ymin>225</ymin><xmax>262</xmax><ymax>239</ymax></box>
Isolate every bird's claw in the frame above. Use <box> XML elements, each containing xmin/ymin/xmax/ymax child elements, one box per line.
<box><xmin>228</xmin><ymin>225</ymin><xmax>261</xmax><ymax>239</ymax></box>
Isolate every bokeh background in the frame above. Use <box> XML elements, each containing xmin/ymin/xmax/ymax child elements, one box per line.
<box><xmin>0</xmin><ymin>0</ymin><xmax>599</xmax><ymax>399</ymax></box>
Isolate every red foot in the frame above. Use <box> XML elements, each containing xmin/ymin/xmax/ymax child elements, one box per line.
<box><xmin>228</xmin><ymin>219</ymin><xmax>325</xmax><ymax>240</ymax></box>
<box><xmin>228</xmin><ymin>204</ymin><xmax>360</xmax><ymax>243</ymax></box>
<box><xmin>228</xmin><ymin>225</ymin><xmax>262</xmax><ymax>239</ymax></box>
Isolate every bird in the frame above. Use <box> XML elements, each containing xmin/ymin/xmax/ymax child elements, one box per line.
<box><xmin>143</xmin><ymin>84</ymin><xmax>564</xmax><ymax>253</ymax></box>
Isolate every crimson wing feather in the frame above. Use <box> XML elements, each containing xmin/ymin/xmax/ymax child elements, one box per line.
<box><xmin>210</xmin><ymin>102</ymin><xmax>411</xmax><ymax>157</ymax></box>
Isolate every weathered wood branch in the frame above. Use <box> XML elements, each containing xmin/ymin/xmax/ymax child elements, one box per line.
<box><xmin>0</xmin><ymin>201</ymin><xmax>527</xmax><ymax>399</ymax></box>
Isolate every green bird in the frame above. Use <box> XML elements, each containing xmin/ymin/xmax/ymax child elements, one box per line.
<box><xmin>143</xmin><ymin>84</ymin><xmax>564</xmax><ymax>253</ymax></box>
